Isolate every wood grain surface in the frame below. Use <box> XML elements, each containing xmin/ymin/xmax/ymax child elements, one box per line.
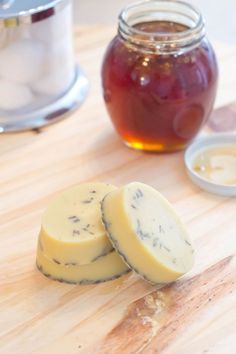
<box><xmin>0</xmin><ymin>26</ymin><xmax>236</xmax><ymax>354</ymax></box>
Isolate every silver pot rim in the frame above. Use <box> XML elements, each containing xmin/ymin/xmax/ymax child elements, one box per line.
<box><xmin>0</xmin><ymin>0</ymin><xmax>70</xmax><ymax>27</ymax></box>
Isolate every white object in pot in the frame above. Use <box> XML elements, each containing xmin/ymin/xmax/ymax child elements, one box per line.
<box><xmin>0</xmin><ymin>79</ymin><xmax>34</xmax><ymax>110</ymax></box>
<box><xmin>0</xmin><ymin>39</ymin><xmax>45</xmax><ymax>84</ymax></box>
<box><xmin>32</xmin><ymin>40</ymin><xmax>75</xmax><ymax>96</ymax></box>
<box><xmin>31</xmin><ymin>2</ymin><xmax>72</xmax><ymax>44</ymax></box>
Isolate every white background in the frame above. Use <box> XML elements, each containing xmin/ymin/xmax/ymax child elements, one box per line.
<box><xmin>73</xmin><ymin>0</ymin><xmax>236</xmax><ymax>45</ymax></box>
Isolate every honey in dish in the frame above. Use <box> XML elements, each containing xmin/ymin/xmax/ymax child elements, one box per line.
<box><xmin>192</xmin><ymin>146</ymin><xmax>236</xmax><ymax>185</ymax></box>
<box><xmin>102</xmin><ymin>21</ymin><xmax>218</xmax><ymax>152</ymax></box>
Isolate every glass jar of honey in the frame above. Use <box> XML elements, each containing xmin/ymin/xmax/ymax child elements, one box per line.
<box><xmin>102</xmin><ymin>0</ymin><xmax>218</xmax><ymax>152</ymax></box>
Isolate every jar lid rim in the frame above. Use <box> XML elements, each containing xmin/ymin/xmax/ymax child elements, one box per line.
<box><xmin>185</xmin><ymin>134</ymin><xmax>236</xmax><ymax>196</ymax></box>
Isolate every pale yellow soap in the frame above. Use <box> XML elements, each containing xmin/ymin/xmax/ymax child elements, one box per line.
<box><xmin>36</xmin><ymin>248</ymin><xmax>129</xmax><ymax>284</ymax></box>
<box><xmin>101</xmin><ymin>182</ymin><xmax>195</xmax><ymax>284</ymax></box>
<box><xmin>39</xmin><ymin>183</ymin><xmax>116</xmax><ymax>266</ymax></box>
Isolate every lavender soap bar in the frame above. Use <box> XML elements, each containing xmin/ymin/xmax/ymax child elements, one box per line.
<box><xmin>101</xmin><ymin>182</ymin><xmax>195</xmax><ymax>284</ymax></box>
<box><xmin>38</xmin><ymin>183</ymin><xmax>117</xmax><ymax>267</ymax></box>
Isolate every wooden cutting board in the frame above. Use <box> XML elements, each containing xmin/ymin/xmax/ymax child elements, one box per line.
<box><xmin>0</xmin><ymin>26</ymin><xmax>236</xmax><ymax>354</ymax></box>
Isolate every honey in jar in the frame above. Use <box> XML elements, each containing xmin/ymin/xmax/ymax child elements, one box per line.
<box><xmin>102</xmin><ymin>0</ymin><xmax>218</xmax><ymax>152</ymax></box>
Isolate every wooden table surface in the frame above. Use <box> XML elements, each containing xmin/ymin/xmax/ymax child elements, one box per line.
<box><xmin>0</xmin><ymin>26</ymin><xmax>236</xmax><ymax>354</ymax></box>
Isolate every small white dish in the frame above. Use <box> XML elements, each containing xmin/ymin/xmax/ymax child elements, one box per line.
<box><xmin>184</xmin><ymin>134</ymin><xmax>236</xmax><ymax>196</ymax></box>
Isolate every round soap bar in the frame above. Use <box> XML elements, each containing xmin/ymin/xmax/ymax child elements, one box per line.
<box><xmin>0</xmin><ymin>79</ymin><xmax>34</xmax><ymax>110</ymax></box>
<box><xmin>37</xmin><ymin>248</ymin><xmax>129</xmax><ymax>284</ymax></box>
<box><xmin>39</xmin><ymin>183</ymin><xmax>116</xmax><ymax>266</ymax></box>
<box><xmin>0</xmin><ymin>39</ymin><xmax>45</xmax><ymax>84</ymax></box>
<box><xmin>101</xmin><ymin>182</ymin><xmax>195</xmax><ymax>284</ymax></box>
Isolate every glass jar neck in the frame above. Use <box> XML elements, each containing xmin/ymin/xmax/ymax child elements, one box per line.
<box><xmin>118</xmin><ymin>0</ymin><xmax>206</xmax><ymax>55</ymax></box>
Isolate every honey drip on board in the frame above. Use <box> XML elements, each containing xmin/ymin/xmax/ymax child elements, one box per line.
<box><xmin>193</xmin><ymin>146</ymin><xmax>236</xmax><ymax>185</ymax></box>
